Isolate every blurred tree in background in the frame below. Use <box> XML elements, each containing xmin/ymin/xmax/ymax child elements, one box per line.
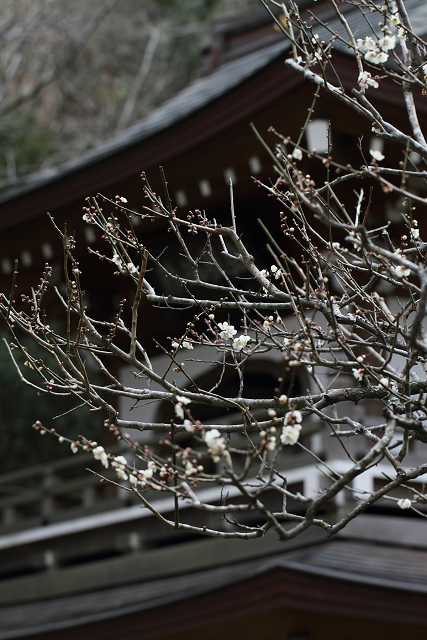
<box><xmin>0</xmin><ymin>0</ymin><xmax>255</xmax><ymax>190</ymax></box>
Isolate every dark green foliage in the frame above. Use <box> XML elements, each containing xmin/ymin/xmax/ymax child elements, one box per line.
<box><xmin>0</xmin><ymin>333</ymin><xmax>104</xmax><ymax>474</ymax></box>
<box><xmin>0</xmin><ymin>110</ymin><xmax>57</xmax><ymax>190</ymax></box>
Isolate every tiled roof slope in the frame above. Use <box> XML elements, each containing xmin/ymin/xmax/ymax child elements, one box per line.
<box><xmin>2</xmin><ymin>536</ymin><xmax>427</xmax><ymax>638</ymax></box>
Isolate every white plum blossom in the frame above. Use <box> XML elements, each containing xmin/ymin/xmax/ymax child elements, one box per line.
<box><xmin>112</xmin><ymin>254</ymin><xmax>122</xmax><ymax>269</ymax></box>
<box><xmin>172</xmin><ymin>338</ymin><xmax>194</xmax><ymax>349</ymax></box>
<box><xmin>141</xmin><ymin>462</ymin><xmax>156</xmax><ymax>479</ymax></box>
<box><xmin>397</xmin><ymin>27</ymin><xmax>406</xmax><ymax>43</ymax></box>
<box><xmin>265</xmin><ymin>436</ymin><xmax>277</xmax><ymax>451</ymax></box>
<box><xmin>292</xmin><ymin>148</ymin><xmax>303</xmax><ymax>161</ymax></box>
<box><xmin>284</xmin><ymin>410</ymin><xmax>303</xmax><ymax>425</ymax></box>
<box><xmin>111</xmin><ymin>455</ymin><xmax>128</xmax><ymax>480</ymax></box>
<box><xmin>358</xmin><ymin>71</ymin><xmax>379</xmax><ymax>90</ymax></box>
<box><xmin>174</xmin><ymin>395</ymin><xmax>191</xmax><ymax>420</ymax></box>
<box><xmin>348</xmin><ymin>230</ymin><xmax>362</xmax><ymax>251</ymax></box>
<box><xmin>379</xmin><ymin>377</ymin><xmax>390</xmax><ymax>387</ymax></box>
<box><xmin>185</xmin><ymin>461</ymin><xmax>197</xmax><ymax>476</ymax></box>
<box><xmin>204</xmin><ymin>428</ymin><xmax>226</xmax><ymax>456</ymax></box>
<box><xmin>370</xmin><ymin>148</ymin><xmax>385</xmax><ymax>161</ymax></box>
<box><xmin>127</xmin><ymin>262</ymin><xmax>138</xmax><ymax>275</ymax></box>
<box><xmin>115</xmin><ymin>467</ymin><xmax>128</xmax><ymax>481</ymax></box>
<box><xmin>70</xmin><ymin>442</ymin><xmax>79</xmax><ymax>454</ymax></box>
<box><xmin>353</xmin><ymin>368</ymin><xmax>365</xmax><ymax>381</ymax></box>
<box><xmin>233</xmin><ymin>334</ymin><xmax>251</xmax><ymax>351</ymax></box>
<box><xmin>392</xmin><ymin>264</ymin><xmax>411</xmax><ymax>278</ymax></box>
<box><xmin>379</xmin><ymin>34</ymin><xmax>396</xmax><ymax>51</ymax></box>
<box><xmin>279</xmin><ymin>394</ymin><xmax>288</xmax><ymax>405</ymax></box>
<box><xmin>129</xmin><ymin>474</ymin><xmax>138</xmax><ymax>487</ymax></box>
<box><xmin>82</xmin><ymin>212</ymin><xmax>93</xmax><ymax>223</ymax></box>
<box><xmin>280</xmin><ymin>424</ymin><xmax>301</xmax><ymax>446</ymax></box>
<box><xmin>119</xmin><ymin>196</ymin><xmax>128</xmax><ymax>203</ymax></box>
<box><xmin>93</xmin><ymin>445</ymin><xmax>109</xmax><ymax>469</ymax></box>
<box><xmin>365</xmin><ymin>49</ymin><xmax>388</xmax><ymax>64</ymax></box>
<box><xmin>184</xmin><ymin>419</ymin><xmax>196</xmax><ymax>433</ymax></box>
<box><xmin>175</xmin><ymin>404</ymin><xmax>184</xmax><ymax>419</ymax></box>
<box><xmin>357</xmin><ymin>36</ymin><xmax>377</xmax><ymax>53</ymax></box>
<box><xmin>397</xmin><ymin>498</ymin><xmax>412</xmax><ymax>509</ymax></box>
<box><xmin>218</xmin><ymin>322</ymin><xmax>237</xmax><ymax>340</ymax></box>
<box><xmin>270</xmin><ymin>265</ymin><xmax>283</xmax><ymax>279</ymax></box>
<box><xmin>389</xmin><ymin>14</ymin><xmax>399</xmax><ymax>27</ymax></box>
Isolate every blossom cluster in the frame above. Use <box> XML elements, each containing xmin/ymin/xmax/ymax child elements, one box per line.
<box><xmin>216</xmin><ymin>322</ymin><xmax>251</xmax><ymax>351</ymax></box>
<box><xmin>93</xmin><ymin>445</ymin><xmax>108</xmax><ymax>468</ymax></box>
<box><xmin>171</xmin><ymin>339</ymin><xmax>194</xmax><ymax>350</ymax></box>
<box><xmin>111</xmin><ymin>252</ymin><xmax>138</xmax><ymax>275</ymax></box>
<box><xmin>111</xmin><ymin>455</ymin><xmax>128</xmax><ymax>479</ymax></box>
<box><xmin>111</xmin><ymin>456</ymin><xmax>157</xmax><ymax>487</ymax></box>
<box><xmin>411</xmin><ymin>219</ymin><xmax>420</xmax><ymax>240</ymax></box>
<box><xmin>204</xmin><ymin>428</ymin><xmax>226</xmax><ymax>462</ymax></box>
<box><xmin>357</xmin><ymin>35</ymin><xmax>393</xmax><ymax>65</ymax></box>
<box><xmin>260</xmin><ymin>264</ymin><xmax>283</xmax><ymax>281</ymax></box>
<box><xmin>88</xmin><ymin>445</ymin><xmax>158</xmax><ymax>490</ymax></box>
<box><xmin>391</xmin><ymin>249</ymin><xmax>411</xmax><ymax>279</ymax></box>
<box><xmin>280</xmin><ymin>410</ymin><xmax>303</xmax><ymax>446</ymax></box>
<box><xmin>358</xmin><ymin>71</ymin><xmax>379</xmax><ymax>90</ymax></box>
<box><xmin>356</xmin><ymin>5</ymin><xmax>406</xmax><ymax>91</ymax></box>
<box><xmin>218</xmin><ymin>321</ymin><xmax>237</xmax><ymax>340</ymax></box>
<box><xmin>352</xmin><ymin>368</ymin><xmax>365</xmax><ymax>382</ymax></box>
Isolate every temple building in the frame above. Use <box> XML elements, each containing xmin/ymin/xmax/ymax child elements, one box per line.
<box><xmin>1</xmin><ymin>1</ymin><xmax>427</xmax><ymax>637</ymax></box>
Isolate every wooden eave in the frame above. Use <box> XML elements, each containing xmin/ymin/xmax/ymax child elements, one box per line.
<box><xmin>3</xmin><ymin>537</ymin><xmax>427</xmax><ymax>640</ymax></box>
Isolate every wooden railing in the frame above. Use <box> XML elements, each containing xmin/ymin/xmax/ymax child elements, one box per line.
<box><xmin>0</xmin><ymin>443</ymin><xmax>134</xmax><ymax>533</ymax></box>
